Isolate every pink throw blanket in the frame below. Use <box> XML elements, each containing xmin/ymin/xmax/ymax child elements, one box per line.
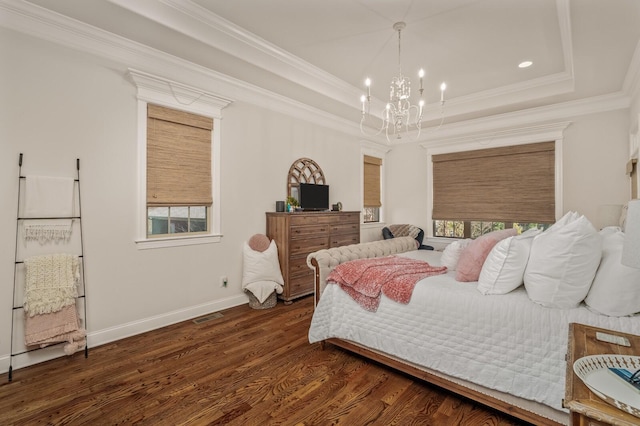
<box><xmin>25</xmin><ymin>304</ymin><xmax>86</xmax><ymax>355</ymax></box>
<box><xmin>327</xmin><ymin>256</ymin><xmax>447</xmax><ymax>312</ymax></box>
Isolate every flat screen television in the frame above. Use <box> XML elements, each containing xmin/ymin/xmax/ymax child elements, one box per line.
<box><xmin>299</xmin><ymin>183</ymin><xmax>329</xmax><ymax>211</ymax></box>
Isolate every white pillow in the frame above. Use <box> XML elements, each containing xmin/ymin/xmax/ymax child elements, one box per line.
<box><xmin>477</xmin><ymin>228</ymin><xmax>541</xmax><ymax>295</ymax></box>
<box><xmin>585</xmin><ymin>227</ymin><xmax>640</xmax><ymax>316</ymax></box>
<box><xmin>440</xmin><ymin>239</ymin><xmax>472</xmax><ymax>271</ymax></box>
<box><xmin>242</xmin><ymin>240</ymin><xmax>284</xmax><ymax>287</ymax></box>
<box><xmin>524</xmin><ymin>215</ymin><xmax>602</xmax><ymax>308</ymax></box>
<box><xmin>548</xmin><ymin>210</ymin><xmax>580</xmax><ymax>231</ymax></box>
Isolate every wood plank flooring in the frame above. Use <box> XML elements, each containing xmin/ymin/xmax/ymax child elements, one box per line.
<box><xmin>0</xmin><ymin>296</ymin><xmax>530</xmax><ymax>425</ymax></box>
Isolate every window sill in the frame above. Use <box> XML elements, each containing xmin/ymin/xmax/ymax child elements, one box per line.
<box><xmin>361</xmin><ymin>221</ymin><xmax>386</xmax><ymax>228</ymax></box>
<box><xmin>135</xmin><ymin>234</ymin><xmax>222</xmax><ymax>250</ymax></box>
<box><xmin>425</xmin><ymin>236</ymin><xmax>461</xmax><ymax>251</ymax></box>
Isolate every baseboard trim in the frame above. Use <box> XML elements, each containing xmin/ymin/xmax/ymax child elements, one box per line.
<box><xmin>1</xmin><ymin>294</ymin><xmax>248</xmax><ymax>375</ymax></box>
<box><xmin>87</xmin><ymin>294</ymin><xmax>248</xmax><ymax>348</ymax></box>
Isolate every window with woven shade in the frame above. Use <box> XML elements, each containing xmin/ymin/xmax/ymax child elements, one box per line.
<box><xmin>432</xmin><ymin>142</ymin><xmax>555</xmax><ymax>238</ymax></box>
<box><xmin>146</xmin><ymin>104</ymin><xmax>213</xmax><ymax>236</ymax></box>
<box><xmin>363</xmin><ymin>155</ymin><xmax>382</xmax><ymax>222</ymax></box>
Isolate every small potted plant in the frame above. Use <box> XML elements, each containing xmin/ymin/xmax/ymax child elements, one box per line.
<box><xmin>286</xmin><ymin>196</ymin><xmax>299</xmax><ymax>212</ymax></box>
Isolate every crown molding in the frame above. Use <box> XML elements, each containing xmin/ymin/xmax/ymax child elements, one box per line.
<box><xmin>360</xmin><ymin>140</ymin><xmax>392</xmax><ymax>156</ymax></box>
<box><xmin>128</xmin><ymin>69</ymin><xmax>233</xmax><ymax>118</ymax></box>
<box><xmin>413</xmin><ymin>91</ymin><xmax>629</xmax><ymax>145</ymax></box>
<box><xmin>420</xmin><ymin>121</ymin><xmax>572</xmax><ymax>153</ymax></box>
<box><xmin>623</xmin><ymin>40</ymin><xmax>640</xmax><ymax>101</ymax></box>
<box><xmin>110</xmin><ymin>0</ymin><xmax>578</xmax><ymax>121</ymax></box>
<box><xmin>418</xmin><ymin>71</ymin><xmax>575</xmax><ymax>123</ymax></box>
<box><xmin>0</xmin><ymin>0</ymin><xmax>363</xmax><ymax>138</ymax></box>
<box><xmin>108</xmin><ymin>0</ymin><xmax>362</xmax><ymax>110</ymax></box>
<box><xmin>0</xmin><ymin>0</ymin><xmax>633</xmax><ymax>148</ymax></box>
<box><xmin>556</xmin><ymin>0</ymin><xmax>575</xmax><ymax>78</ymax></box>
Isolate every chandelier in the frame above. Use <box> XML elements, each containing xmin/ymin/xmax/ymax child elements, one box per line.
<box><xmin>360</xmin><ymin>22</ymin><xmax>446</xmax><ymax>142</ymax></box>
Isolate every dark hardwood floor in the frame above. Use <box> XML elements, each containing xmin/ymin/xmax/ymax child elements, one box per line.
<box><xmin>0</xmin><ymin>296</ymin><xmax>529</xmax><ymax>425</ymax></box>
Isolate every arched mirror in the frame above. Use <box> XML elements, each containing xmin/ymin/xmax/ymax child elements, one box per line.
<box><xmin>287</xmin><ymin>158</ymin><xmax>325</xmax><ymax>203</ymax></box>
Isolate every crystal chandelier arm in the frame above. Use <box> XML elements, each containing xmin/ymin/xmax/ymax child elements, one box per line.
<box><xmin>360</xmin><ymin>104</ymin><xmax>389</xmax><ymax>138</ymax></box>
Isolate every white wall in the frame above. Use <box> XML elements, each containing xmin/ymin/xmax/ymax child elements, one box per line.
<box><xmin>562</xmin><ymin>110</ymin><xmax>630</xmax><ymax>218</ymax></box>
<box><xmin>0</xmin><ymin>29</ymin><xmax>362</xmax><ymax>372</ymax></box>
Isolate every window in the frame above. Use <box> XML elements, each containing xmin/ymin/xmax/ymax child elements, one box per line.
<box><xmin>146</xmin><ymin>104</ymin><xmax>213</xmax><ymax>237</ymax></box>
<box><xmin>432</xmin><ymin>142</ymin><xmax>555</xmax><ymax>237</ymax></box>
<box><xmin>363</xmin><ymin>155</ymin><xmax>382</xmax><ymax>223</ymax></box>
<box><xmin>147</xmin><ymin>206</ymin><xmax>207</xmax><ymax>235</ymax></box>
<box><xmin>129</xmin><ymin>69</ymin><xmax>232</xmax><ymax>249</ymax></box>
<box><xmin>434</xmin><ymin>220</ymin><xmax>549</xmax><ymax>238</ymax></box>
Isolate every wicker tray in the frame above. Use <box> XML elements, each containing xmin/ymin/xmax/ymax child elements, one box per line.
<box><xmin>245</xmin><ymin>290</ymin><xmax>277</xmax><ymax>309</ymax></box>
<box><xmin>573</xmin><ymin>354</ymin><xmax>640</xmax><ymax>418</ymax></box>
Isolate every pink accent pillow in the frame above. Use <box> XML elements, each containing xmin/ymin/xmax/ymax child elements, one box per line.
<box><xmin>456</xmin><ymin>228</ymin><xmax>518</xmax><ymax>282</ymax></box>
<box><xmin>248</xmin><ymin>234</ymin><xmax>271</xmax><ymax>252</ymax></box>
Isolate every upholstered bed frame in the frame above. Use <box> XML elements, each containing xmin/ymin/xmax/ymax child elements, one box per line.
<box><xmin>307</xmin><ymin>236</ymin><xmax>566</xmax><ymax>426</ymax></box>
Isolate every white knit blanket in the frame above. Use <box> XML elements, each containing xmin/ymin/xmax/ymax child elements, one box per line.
<box><xmin>23</xmin><ymin>253</ymin><xmax>80</xmax><ymax>317</ymax></box>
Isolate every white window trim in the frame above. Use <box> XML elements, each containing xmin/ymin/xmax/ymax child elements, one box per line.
<box><xmin>361</xmin><ymin>141</ymin><xmax>391</xmax><ymax>225</ymax></box>
<box><xmin>421</xmin><ymin>121</ymin><xmax>571</xmax><ymax>238</ymax></box>
<box><xmin>129</xmin><ymin>69</ymin><xmax>232</xmax><ymax>249</ymax></box>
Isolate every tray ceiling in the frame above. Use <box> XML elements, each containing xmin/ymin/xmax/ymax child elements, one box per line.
<box><xmin>17</xmin><ymin>0</ymin><xmax>640</xmax><ymax>129</ymax></box>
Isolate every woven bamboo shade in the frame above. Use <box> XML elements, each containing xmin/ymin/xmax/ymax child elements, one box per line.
<box><xmin>364</xmin><ymin>155</ymin><xmax>382</xmax><ymax>208</ymax></box>
<box><xmin>147</xmin><ymin>104</ymin><xmax>213</xmax><ymax>206</ymax></box>
<box><xmin>432</xmin><ymin>142</ymin><xmax>555</xmax><ymax>223</ymax></box>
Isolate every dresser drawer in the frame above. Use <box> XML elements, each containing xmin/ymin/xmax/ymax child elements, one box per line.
<box><xmin>330</xmin><ymin>234</ymin><xmax>359</xmax><ymax>247</ymax></box>
<box><xmin>288</xmin><ymin>272</ymin><xmax>314</xmax><ymax>297</ymax></box>
<box><xmin>290</xmin><ymin>224</ymin><xmax>329</xmax><ymax>239</ymax></box>
<box><xmin>290</xmin><ymin>214</ymin><xmax>334</xmax><ymax>226</ymax></box>
<box><xmin>329</xmin><ymin>222</ymin><xmax>359</xmax><ymax>235</ymax></box>
<box><xmin>289</xmin><ymin>255</ymin><xmax>313</xmax><ymax>277</ymax></box>
<box><xmin>328</xmin><ymin>213</ymin><xmax>359</xmax><ymax>224</ymax></box>
<box><xmin>290</xmin><ymin>236</ymin><xmax>329</xmax><ymax>256</ymax></box>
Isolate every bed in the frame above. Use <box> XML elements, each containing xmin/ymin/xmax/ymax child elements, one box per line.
<box><xmin>307</xmin><ymin>228</ymin><xmax>640</xmax><ymax>426</ymax></box>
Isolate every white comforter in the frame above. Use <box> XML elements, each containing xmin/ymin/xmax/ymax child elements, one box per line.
<box><xmin>308</xmin><ymin>250</ymin><xmax>640</xmax><ymax>412</ymax></box>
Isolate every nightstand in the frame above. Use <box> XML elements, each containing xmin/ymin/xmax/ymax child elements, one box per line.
<box><xmin>564</xmin><ymin>323</ymin><xmax>640</xmax><ymax>426</ymax></box>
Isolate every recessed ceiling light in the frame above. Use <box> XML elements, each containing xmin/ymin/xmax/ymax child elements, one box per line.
<box><xmin>519</xmin><ymin>61</ymin><xmax>533</xmax><ymax>68</ymax></box>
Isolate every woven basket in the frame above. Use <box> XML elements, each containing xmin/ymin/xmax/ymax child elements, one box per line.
<box><xmin>246</xmin><ymin>290</ymin><xmax>277</xmax><ymax>309</ymax></box>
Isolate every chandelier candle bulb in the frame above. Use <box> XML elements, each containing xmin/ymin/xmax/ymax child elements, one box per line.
<box><xmin>440</xmin><ymin>82</ymin><xmax>447</xmax><ymax>103</ymax></box>
<box><xmin>360</xmin><ymin>95</ymin><xmax>366</xmax><ymax>114</ymax></box>
<box><xmin>365</xmin><ymin>78</ymin><xmax>371</xmax><ymax>98</ymax></box>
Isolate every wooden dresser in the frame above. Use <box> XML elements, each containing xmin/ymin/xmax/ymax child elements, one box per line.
<box><xmin>266</xmin><ymin>211</ymin><xmax>360</xmax><ymax>303</ymax></box>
